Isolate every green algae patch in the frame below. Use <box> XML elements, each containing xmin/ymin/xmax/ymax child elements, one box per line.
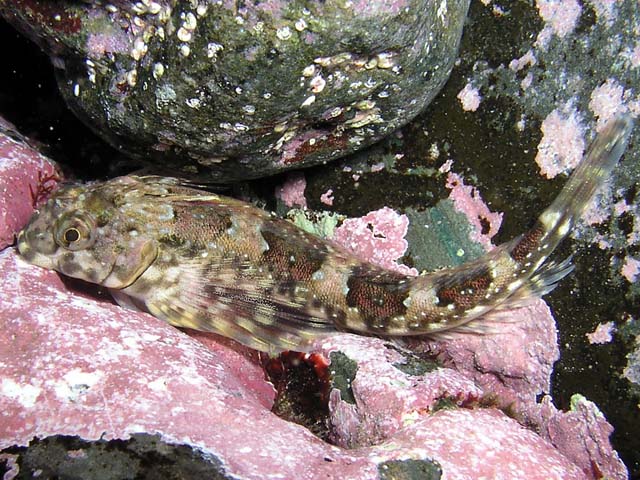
<box><xmin>329</xmin><ymin>351</ymin><xmax>358</xmax><ymax>405</ymax></box>
<box><xmin>378</xmin><ymin>458</ymin><xmax>443</xmax><ymax>480</ymax></box>
<box><xmin>404</xmin><ymin>201</ymin><xmax>486</xmax><ymax>273</ymax></box>
<box><xmin>287</xmin><ymin>209</ymin><xmax>343</xmax><ymax>239</ymax></box>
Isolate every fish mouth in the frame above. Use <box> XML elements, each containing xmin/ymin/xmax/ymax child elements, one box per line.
<box><xmin>16</xmin><ymin>228</ymin><xmax>57</xmax><ymax>270</ymax></box>
<box><xmin>16</xmin><ymin>229</ymin><xmax>35</xmax><ymax>260</ymax></box>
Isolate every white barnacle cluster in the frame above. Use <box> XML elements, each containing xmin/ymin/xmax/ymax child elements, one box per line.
<box><xmin>85</xmin><ymin>59</ymin><xmax>97</xmax><ymax>84</ymax></box>
<box><xmin>175</xmin><ymin>9</ymin><xmax>200</xmax><ymax>57</ymax></box>
<box><xmin>108</xmin><ymin>0</ymin><xmax>211</xmax><ymax>90</ymax></box>
<box><xmin>276</xmin><ymin>26</ymin><xmax>292</xmax><ymax>41</ymax></box>
<box><xmin>206</xmin><ymin>42</ymin><xmax>224</xmax><ymax>61</ymax></box>
<box><xmin>177</xmin><ymin>11</ymin><xmax>197</xmax><ymax>43</ymax></box>
<box><xmin>295</xmin><ymin>50</ymin><xmax>399</xmax><ymax>128</ymax></box>
<box><xmin>100</xmin><ymin>1</ymin><xmax>174</xmax><ymax>88</ymax></box>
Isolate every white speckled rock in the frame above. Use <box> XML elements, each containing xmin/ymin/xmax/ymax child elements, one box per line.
<box><xmin>0</xmin><ymin>0</ymin><xmax>471</xmax><ymax>182</ymax></box>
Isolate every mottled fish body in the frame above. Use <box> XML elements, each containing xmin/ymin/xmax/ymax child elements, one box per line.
<box><xmin>17</xmin><ymin>115</ymin><xmax>633</xmax><ymax>352</ymax></box>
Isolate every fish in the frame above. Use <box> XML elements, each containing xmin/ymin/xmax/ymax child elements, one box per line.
<box><xmin>17</xmin><ymin>114</ymin><xmax>633</xmax><ymax>353</ymax></box>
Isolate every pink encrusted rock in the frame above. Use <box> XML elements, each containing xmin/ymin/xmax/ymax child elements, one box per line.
<box><xmin>0</xmin><ymin>249</ymin><xmax>594</xmax><ymax>479</ymax></box>
<box><xmin>275</xmin><ymin>171</ymin><xmax>308</xmax><ymax>208</ymax></box>
<box><xmin>534</xmin><ymin>104</ymin><xmax>586</xmax><ymax>179</ymax></box>
<box><xmin>621</xmin><ymin>255</ymin><xmax>640</xmax><ymax>282</ymax></box>
<box><xmin>589</xmin><ymin>78</ymin><xmax>631</xmax><ymax>132</ymax></box>
<box><xmin>534</xmin><ymin>0</ymin><xmax>582</xmax><ymax>49</ymax></box>
<box><xmin>445</xmin><ymin>171</ymin><xmax>503</xmax><ymax>248</ymax></box>
<box><xmin>457</xmin><ymin>82</ymin><xmax>482</xmax><ymax>112</ymax></box>
<box><xmin>332</xmin><ymin>206</ymin><xmax>419</xmax><ymax>276</ymax></box>
<box><xmin>586</xmin><ymin>321</ymin><xmax>615</xmax><ymax>345</ymax></box>
<box><xmin>532</xmin><ymin>395</ymin><xmax>628</xmax><ymax>479</ymax></box>
<box><xmin>318</xmin><ymin>335</ymin><xmax>483</xmax><ymax>448</ymax></box>
<box><xmin>0</xmin><ymin>120</ymin><xmax>59</xmax><ymax>249</ymax></box>
<box><xmin>320</xmin><ymin>188</ymin><xmax>335</xmax><ymax>206</ymax></box>
<box><xmin>409</xmin><ymin>300</ymin><xmax>559</xmax><ymax>412</ymax></box>
<box><xmin>391</xmin><ymin>408</ymin><xmax>585</xmax><ymax>480</ymax></box>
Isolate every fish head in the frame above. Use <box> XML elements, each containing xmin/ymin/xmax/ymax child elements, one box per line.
<box><xmin>17</xmin><ymin>177</ymin><xmax>159</xmax><ymax>289</ymax></box>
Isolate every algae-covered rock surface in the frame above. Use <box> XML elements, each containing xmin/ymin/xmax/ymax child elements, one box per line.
<box><xmin>0</xmin><ymin>0</ymin><xmax>469</xmax><ymax>182</ymax></box>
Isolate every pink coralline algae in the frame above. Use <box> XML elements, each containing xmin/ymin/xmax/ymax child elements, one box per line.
<box><xmin>535</xmin><ymin>106</ymin><xmax>586</xmax><ymax>179</ymax></box>
<box><xmin>535</xmin><ymin>0</ymin><xmax>582</xmax><ymax>48</ymax></box>
<box><xmin>580</xmin><ymin>188</ymin><xmax>613</xmax><ymax>226</ymax></box>
<box><xmin>86</xmin><ymin>32</ymin><xmax>129</xmax><ymax>56</ymax></box>
<box><xmin>509</xmin><ymin>49</ymin><xmax>537</xmax><ymax>71</ymax></box>
<box><xmin>457</xmin><ymin>82</ymin><xmax>482</xmax><ymax>112</ymax></box>
<box><xmin>332</xmin><ymin>206</ymin><xmax>418</xmax><ymax>276</ymax></box>
<box><xmin>533</xmin><ymin>394</ymin><xmax>626</xmax><ymax>479</ymax></box>
<box><xmin>410</xmin><ymin>300</ymin><xmax>559</xmax><ymax>412</ymax></box>
<box><xmin>586</xmin><ymin>322</ymin><xmax>615</xmax><ymax>345</ymax></box>
<box><xmin>0</xmin><ymin>123</ymin><xmax>59</xmax><ymax>250</ymax></box>
<box><xmin>275</xmin><ymin>171</ymin><xmax>307</xmax><ymax>208</ymax></box>
<box><xmin>445</xmin><ymin>172</ymin><xmax>503</xmax><ymax>248</ymax></box>
<box><xmin>588</xmin><ymin>78</ymin><xmax>633</xmax><ymax>132</ymax></box>
<box><xmin>621</xmin><ymin>256</ymin><xmax>640</xmax><ymax>283</ymax></box>
<box><xmin>320</xmin><ymin>188</ymin><xmax>334</xmax><ymax>206</ymax></box>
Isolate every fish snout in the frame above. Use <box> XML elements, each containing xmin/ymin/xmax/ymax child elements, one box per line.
<box><xmin>16</xmin><ymin>218</ymin><xmax>58</xmax><ymax>266</ymax></box>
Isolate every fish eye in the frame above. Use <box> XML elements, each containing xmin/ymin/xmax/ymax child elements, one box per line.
<box><xmin>54</xmin><ymin>211</ymin><xmax>96</xmax><ymax>251</ymax></box>
<box><xmin>63</xmin><ymin>228</ymin><xmax>81</xmax><ymax>243</ymax></box>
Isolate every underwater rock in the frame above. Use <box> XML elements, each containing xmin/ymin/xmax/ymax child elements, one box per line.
<box><xmin>0</xmin><ymin>119</ymin><xmax>628</xmax><ymax>479</ymax></box>
<box><xmin>0</xmin><ymin>117</ymin><xmax>59</xmax><ymax>250</ymax></box>
<box><xmin>0</xmin><ymin>250</ymin><xmax>599</xmax><ymax>479</ymax></box>
<box><xmin>532</xmin><ymin>394</ymin><xmax>628</xmax><ymax>480</ymax></box>
<box><xmin>409</xmin><ymin>299</ymin><xmax>559</xmax><ymax>412</ymax></box>
<box><xmin>0</xmin><ymin>0</ymin><xmax>470</xmax><ymax>182</ymax></box>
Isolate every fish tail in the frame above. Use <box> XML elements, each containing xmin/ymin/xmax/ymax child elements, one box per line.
<box><xmin>484</xmin><ymin>115</ymin><xmax>633</xmax><ymax>309</ymax></box>
<box><xmin>354</xmin><ymin>114</ymin><xmax>633</xmax><ymax>337</ymax></box>
<box><xmin>505</xmin><ymin>114</ymin><xmax>633</xmax><ymax>303</ymax></box>
<box><xmin>480</xmin><ymin>115</ymin><xmax>633</xmax><ymax>308</ymax></box>
<box><xmin>537</xmin><ymin>114</ymin><xmax>633</xmax><ymax>255</ymax></box>
<box><xmin>502</xmin><ymin>114</ymin><xmax>634</xmax><ymax>301</ymax></box>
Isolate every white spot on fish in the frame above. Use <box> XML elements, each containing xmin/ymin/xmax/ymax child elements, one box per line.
<box><xmin>540</xmin><ymin>210</ymin><xmax>561</xmax><ymax>230</ymax></box>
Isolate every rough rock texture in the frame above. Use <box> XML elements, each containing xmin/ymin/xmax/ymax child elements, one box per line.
<box><xmin>0</xmin><ymin>124</ymin><xmax>628</xmax><ymax>479</ymax></box>
<box><xmin>411</xmin><ymin>300</ymin><xmax>559</xmax><ymax>412</ymax></box>
<box><xmin>0</xmin><ymin>0</ymin><xmax>469</xmax><ymax>182</ymax></box>
<box><xmin>0</xmin><ymin>249</ymin><xmax>599</xmax><ymax>480</ymax></box>
<box><xmin>0</xmin><ymin>120</ymin><xmax>58</xmax><ymax>249</ymax></box>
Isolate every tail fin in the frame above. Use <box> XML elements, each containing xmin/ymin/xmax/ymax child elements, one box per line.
<box><xmin>501</xmin><ymin>114</ymin><xmax>633</xmax><ymax>306</ymax></box>
<box><xmin>378</xmin><ymin>114</ymin><xmax>633</xmax><ymax>337</ymax></box>
<box><xmin>537</xmin><ymin>114</ymin><xmax>634</xmax><ymax>254</ymax></box>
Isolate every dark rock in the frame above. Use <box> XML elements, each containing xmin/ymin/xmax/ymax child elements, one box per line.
<box><xmin>0</xmin><ymin>0</ymin><xmax>470</xmax><ymax>182</ymax></box>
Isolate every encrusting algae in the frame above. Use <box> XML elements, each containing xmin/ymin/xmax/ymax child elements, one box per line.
<box><xmin>17</xmin><ymin>115</ymin><xmax>633</xmax><ymax>353</ymax></box>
